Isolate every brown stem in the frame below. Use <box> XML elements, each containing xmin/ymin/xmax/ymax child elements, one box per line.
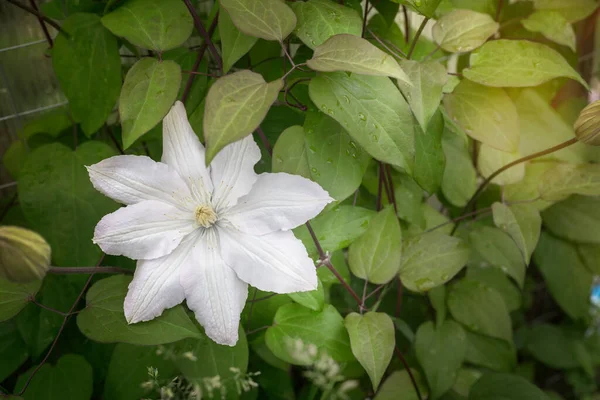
<box><xmin>407</xmin><ymin>17</ymin><xmax>429</xmax><ymax>59</ymax></box>
<box><xmin>28</xmin><ymin>0</ymin><xmax>53</xmax><ymax>47</ymax></box>
<box><xmin>367</xmin><ymin>28</ymin><xmax>406</xmax><ymax>59</ymax></box>
<box><xmin>182</xmin><ymin>0</ymin><xmax>222</xmax><ymax>73</ymax></box>
<box><xmin>402</xmin><ymin>6</ymin><xmax>410</xmax><ymax>43</ymax></box>
<box><xmin>254</xmin><ymin>126</ymin><xmax>272</xmax><ymax>155</ymax></box>
<box><xmin>48</xmin><ymin>266</ymin><xmax>132</xmax><ymax>274</ymax></box>
<box><xmin>6</xmin><ymin>0</ymin><xmax>66</xmax><ymax>37</ymax></box>
<box><xmin>495</xmin><ymin>0</ymin><xmax>505</xmax><ymax>22</ymax></box>
<box><xmin>384</xmin><ymin>164</ymin><xmax>398</xmax><ymax>215</ymax></box>
<box><xmin>30</xmin><ymin>298</ymin><xmax>69</xmax><ymax>317</ymax></box>
<box><xmin>451</xmin><ymin>137</ymin><xmax>578</xmax><ymax>235</ymax></box>
<box><xmin>376</xmin><ymin>163</ymin><xmax>384</xmax><ymax>211</ymax></box>
<box><xmin>361</xmin><ymin>0</ymin><xmax>369</xmax><ymax>38</ymax></box>
<box><xmin>395</xmin><ymin>277</ymin><xmax>404</xmax><ymax>317</ymax></box>
<box><xmin>394</xmin><ymin>347</ymin><xmax>424</xmax><ymax>400</ymax></box>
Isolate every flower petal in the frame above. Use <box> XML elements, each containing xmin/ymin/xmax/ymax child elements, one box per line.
<box><xmin>219</xmin><ymin>227</ymin><xmax>318</xmax><ymax>293</ymax></box>
<box><xmin>162</xmin><ymin>101</ymin><xmax>213</xmax><ymax>202</ymax></box>
<box><xmin>224</xmin><ymin>173</ymin><xmax>333</xmax><ymax>235</ymax></box>
<box><xmin>94</xmin><ymin>200</ymin><xmax>196</xmax><ymax>260</ymax></box>
<box><xmin>182</xmin><ymin>229</ymin><xmax>248</xmax><ymax>346</ymax></box>
<box><xmin>210</xmin><ymin>135</ymin><xmax>261</xmax><ymax>211</ymax></box>
<box><xmin>87</xmin><ymin>155</ymin><xmax>194</xmax><ymax>208</ymax></box>
<box><xmin>124</xmin><ymin>234</ymin><xmax>198</xmax><ymax>323</ymax></box>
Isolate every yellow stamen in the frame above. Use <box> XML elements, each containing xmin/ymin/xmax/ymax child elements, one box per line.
<box><xmin>195</xmin><ymin>205</ymin><xmax>217</xmax><ymax>228</ymax></box>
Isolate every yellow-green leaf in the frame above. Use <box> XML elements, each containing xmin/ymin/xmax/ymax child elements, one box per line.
<box><xmin>463</xmin><ymin>40</ymin><xmax>588</xmax><ymax>88</ymax></box>
<box><xmin>532</xmin><ymin>0</ymin><xmax>598</xmax><ymax>22</ymax></box>
<box><xmin>538</xmin><ymin>163</ymin><xmax>600</xmax><ymax>201</ymax></box>
<box><xmin>307</xmin><ymin>34</ymin><xmax>411</xmax><ymax>84</ymax></box>
<box><xmin>444</xmin><ymin>79</ymin><xmax>519</xmax><ymax>152</ymax></box>
<box><xmin>492</xmin><ymin>202</ymin><xmax>542</xmax><ymax>264</ymax></box>
<box><xmin>432</xmin><ymin>9</ymin><xmax>499</xmax><ymax>53</ymax></box>
<box><xmin>272</xmin><ymin>125</ymin><xmax>311</xmax><ymax>177</ymax></box>
<box><xmin>204</xmin><ymin>70</ymin><xmax>283</xmax><ymax>163</ymax></box>
<box><xmin>220</xmin><ymin>0</ymin><xmax>297</xmax><ymax>41</ymax></box>
<box><xmin>477</xmin><ymin>144</ymin><xmax>525</xmax><ymax>186</ymax></box>
<box><xmin>522</xmin><ymin>11</ymin><xmax>576</xmax><ymax>51</ymax></box>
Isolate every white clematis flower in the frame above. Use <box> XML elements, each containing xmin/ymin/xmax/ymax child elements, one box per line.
<box><xmin>87</xmin><ymin>101</ymin><xmax>333</xmax><ymax>346</ymax></box>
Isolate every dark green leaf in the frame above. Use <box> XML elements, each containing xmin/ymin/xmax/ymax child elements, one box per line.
<box><xmin>375</xmin><ymin>369</ymin><xmax>429</xmax><ymax>400</ymax></box>
<box><xmin>464</xmin><ymin>331</ymin><xmax>516</xmax><ymax>372</ymax></box>
<box><xmin>0</xmin><ymin>322</ymin><xmax>28</xmax><ymax>382</ymax></box>
<box><xmin>542</xmin><ymin>195</ymin><xmax>600</xmax><ymax>244</ymax></box>
<box><xmin>468</xmin><ymin>373</ymin><xmax>549</xmax><ymax>400</ymax></box>
<box><xmin>0</xmin><ymin>278</ymin><xmax>40</xmax><ymax>322</ymax></box>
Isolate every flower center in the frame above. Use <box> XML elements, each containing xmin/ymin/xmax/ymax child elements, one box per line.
<box><xmin>194</xmin><ymin>205</ymin><xmax>217</xmax><ymax>228</ymax></box>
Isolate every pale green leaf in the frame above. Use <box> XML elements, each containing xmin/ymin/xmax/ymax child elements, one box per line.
<box><xmin>477</xmin><ymin>144</ymin><xmax>525</xmax><ymax>185</ymax></box>
<box><xmin>291</xmin><ymin>0</ymin><xmax>362</xmax><ymax>49</ymax></box>
<box><xmin>465</xmin><ymin>331</ymin><xmax>516</xmax><ymax>372</ymax></box>
<box><xmin>375</xmin><ymin>369</ymin><xmax>429</xmax><ymax>400</ymax></box>
<box><xmin>309</xmin><ymin>72</ymin><xmax>415</xmax><ymax>171</ymax></box>
<box><xmin>538</xmin><ymin>163</ymin><xmax>600</xmax><ymax>201</ymax></box>
<box><xmin>466</xmin><ymin>266</ymin><xmax>522</xmax><ymax>312</ymax></box>
<box><xmin>400</xmin><ymin>231</ymin><xmax>470</xmax><ymax>292</ymax></box>
<box><xmin>542</xmin><ymin>195</ymin><xmax>600</xmax><ymax>244</ymax></box>
<box><xmin>532</xmin><ymin>0</ymin><xmax>598</xmax><ymax>22</ymax></box>
<box><xmin>444</xmin><ymin>79</ymin><xmax>519</xmax><ymax>152</ymax></box>
<box><xmin>415</xmin><ymin>320</ymin><xmax>467</xmax><ymax>399</ymax></box>
<box><xmin>432</xmin><ymin>9</ymin><xmax>499</xmax><ymax>53</ymax></box>
<box><xmin>441</xmin><ymin>118</ymin><xmax>477</xmax><ymax>207</ymax></box>
<box><xmin>18</xmin><ymin>142</ymin><xmax>118</xmax><ymax>266</ymax></box>
<box><xmin>345</xmin><ymin>312</ymin><xmax>395</xmax><ymax>390</ymax></box>
<box><xmin>393</xmin><ymin>0</ymin><xmax>442</xmax><ymax>18</ymax></box>
<box><xmin>492</xmin><ymin>202</ymin><xmax>541</xmax><ymax>264</ymax></box>
<box><xmin>448</xmin><ymin>279</ymin><xmax>513</xmax><ymax>342</ymax></box>
<box><xmin>504</xmin><ymin>161</ymin><xmax>558</xmax><ymax>211</ymax></box>
<box><xmin>101</xmin><ymin>0</ymin><xmax>193</xmax><ymax>51</ymax></box>
<box><xmin>414</xmin><ymin>110</ymin><xmax>446</xmax><ymax>194</ymax></box>
<box><xmin>397</xmin><ymin>60</ymin><xmax>448</xmax><ymax>131</ymax></box>
<box><xmin>220</xmin><ymin>0</ymin><xmax>297</xmax><ymax>41</ymax></box>
<box><xmin>0</xmin><ymin>278</ymin><xmax>40</xmax><ymax>322</ymax></box>
<box><xmin>288</xmin><ymin>279</ymin><xmax>325</xmax><ymax>311</ymax></box>
<box><xmin>77</xmin><ymin>275</ymin><xmax>201</xmax><ymax>345</ymax></box>
<box><xmin>294</xmin><ymin>205</ymin><xmax>376</xmax><ymax>256</ymax></box>
<box><xmin>522</xmin><ymin>11</ymin><xmax>576</xmax><ymax>51</ymax></box>
<box><xmin>307</xmin><ymin>34</ymin><xmax>411</xmax><ymax>84</ymax></box>
<box><xmin>204</xmin><ymin>70</ymin><xmax>282</xmax><ymax>163</ymax></box>
<box><xmin>469</xmin><ymin>373</ymin><xmax>550</xmax><ymax>400</ymax></box>
<box><xmin>272</xmin><ymin>125</ymin><xmax>311</xmax><ymax>177</ymax></box>
<box><xmin>468</xmin><ymin>225</ymin><xmax>526</xmax><ymax>288</ymax></box>
<box><xmin>119</xmin><ymin>58</ymin><xmax>181</xmax><ymax>149</ymax></box>
<box><xmin>53</xmin><ymin>13</ymin><xmax>121</xmax><ymax>136</ymax></box>
<box><xmin>219</xmin><ymin>10</ymin><xmax>258</xmax><ymax>73</ymax></box>
<box><xmin>265</xmin><ymin>304</ymin><xmax>354</xmax><ymax>365</ymax></box>
<box><xmin>349</xmin><ymin>206</ymin><xmax>402</xmax><ymax>284</ymax></box>
<box><xmin>463</xmin><ymin>40</ymin><xmax>588</xmax><ymax>88</ymax></box>
<box><xmin>394</xmin><ymin>172</ymin><xmax>425</xmax><ymax>228</ymax></box>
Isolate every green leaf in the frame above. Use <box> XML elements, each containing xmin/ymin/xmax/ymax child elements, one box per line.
<box><xmin>415</xmin><ymin>320</ymin><xmax>467</xmax><ymax>399</ymax></box>
<box><xmin>174</xmin><ymin>330</ymin><xmax>249</xmax><ymax>396</ymax></box>
<box><xmin>309</xmin><ymin>72</ymin><xmax>415</xmax><ymax>171</ymax></box>
<box><xmin>413</xmin><ymin>110</ymin><xmax>446</xmax><ymax>193</ymax></box>
<box><xmin>272</xmin><ymin>125</ymin><xmax>311</xmax><ymax>177</ymax></box>
<box><xmin>578</xmin><ymin>244</ymin><xmax>600</xmax><ymax>274</ymax></box>
<box><xmin>0</xmin><ymin>322</ymin><xmax>29</xmax><ymax>382</ymax></box>
<box><xmin>265</xmin><ymin>303</ymin><xmax>354</xmax><ymax>365</ymax></box>
<box><xmin>101</xmin><ymin>0</ymin><xmax>193</xmax><ymax>51</ymax></box>
<box><xmin>288</xmin><ymin>278</ymin><xmax>325</xmax><ymax>311</ymax></box>
<box><xmin>119</xmin><ymin>58</ymin><xmax>181</xmax><ymax>149</ymax></box>
<box><xmin>429</xmin><ymin>286</ymin><xmax>447</xmax><ymax>327</ymax></box>
<box><xmin>522</xmin><ymin>11</ymin><xmax>576</xmax><ymax>51</ymax></box>
<box><xmin>393</xmin><ymin>0</ymin><xmax>442</xmax><ymax>18</ymax></box>
<box><xmin>291</xmin><ymin>0</ymin><xmax>362</xmax><ymax>49</ymax></box>
<box><xmin>375</xmin><ymin>369</ymin><xmax>429</xmax><ymax>400</ymax></box>
<box><xmin>219</xmin><ymin>10</ymin><xmax>258</xmax><ymax>73</ymax></box>
<box><xmin>104</xmin><ymin>343</ymin><xmax>177</xmax><ymax>400</ymax></box>
<box><xmin>220</xmin><ymin>0</ymin><xmax>297</xmax><ymax>41</ymax></box>
<box><xmin>307</xmin><ymin>34</ymin><xmax>411</xmax><ymax>84</ymax></box>
<box><xmin>398</xmin><ymin>60</ymin><xmax>447</xmax><ymax>132</ymax></box>
<box><xmin>448</xmin><ymin>279</ymin><xmax>512</xmax><ymax>342</ymax></box>
<box><xmin>526</xmin><ymin>324</ymin><xmax>579</xmax><ymax>369</ymax></box>
<box><xmin>0</xmin><ymin>278</ymin><xmax>40</xmax><ymax>322</ymax></box>
<box><xmin>444</xmin><ymin>79</ymin><xmax>519</xmax><ymax>152</ymax></box>
<box><xmin>492</xmin><ymin>203</ymin><xmax>541</xmax><ymax>265</ymax></box>
<box><xmin>468</xmin><ymin>373</ymin><xmax>549</xmax><ymax>400</ymax></box>
<box><xmin>538</xmin><ymin>163</ymin><xmax>600</xmax><ymax>201</ymax></box>
<box><xmin>477</xmin><ymin>145</ymin><xmax>525</xmax><ymax>186</ymax></box>
<box><xmin>345</xmin><ymin>312</ymin><xmax>395</xmax><ymax>390</ymax></box>
<box><xmin>468</xmin><ymin>226</ymin><xmax>526</xmax><ymax>288</ymax></box>
<box><xmin>432</xmin><ymin>9</ymin><xmax>499</xmax><ymax>53</ymax></box>
<box><xmin>15</xmin><ymin>355</ymin><xmax>92</xmax><ymax>400</ymax></box>
<box><xmin>3</xmin><ymin>141</ymin><xmax>27</xmax><ymax>179</ymax></box>
<box><xmin>465</xmin><ymin>331</ymin><xmax>516</xmax><ymax>372</ymax></box>
<box><xmin>441</xmin><ymin>120</ymin><xmax>477</xmax><ymax>207</ymax></box>
<box><xmin>394</xmin><ymin>172</ymin><xmax>426</xmax><ymax>228</ymax></box>
<box><xmin>204</xmin><ymin>70</ymin><xmax>282</xmax><ymax>163</ymax></box>
<box><xmin>18</xmin><ymin>142</ymin><xmax>118</xmax><ymax>266</ymax></box>
<box><xmin>532</xmin><ymin>0</ymin><xmax>598</xmax><ymax>22</ymax></box>
<box><xmin>400</xmin><ymin>231</ymin><xmax>470</xmax><ymax>292</ymax></box>
<box><xmin>533</xmin><ymin>232</ymin><xmax>593</xmax><ymax>320</ymax></box>
<box><xmin>294</xmin><ymin>205</ymin><xmax>376</xmax><ymax>256</ymax></box>
<box><xmin>52</xmin><ymin>13</ymin><xmax>121</xmax><ymax>135</ymax></box>
<box><xmin>463</xmin><ymin>40</ymin><xmax>588</xmax><ymax>88</ymax></box>
<box><xmin>349</xmin><ymin>206</ymin><xmax>402</xmax><ymax>284</ymax></box>
<box><xmin>77</xmin><ymin>275</ymin><xmax>201</xmax><ymax>345</ymax></box>
<box><xmin>543</xmin><ymin>195</ymin><xmax>600</xmax><ymax>244</ymax></box>
<box><xmin>318</xmin><ymin>250</ymin><xmax>352</xmax><ymax>286</ymax></box>
<box><xmin>466</xmin><ymin>267</ymin><xmax>522</xmax><ymax>312</ymax></box>
<box><xmin>504</xmin><ymin>161</ymin><xmax>557</xmax><ymax>210</ymax></box>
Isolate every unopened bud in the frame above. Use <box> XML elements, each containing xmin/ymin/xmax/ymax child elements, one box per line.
<box><xmin>0</xmin><ymin>226</ymin><xmax>51</xmax><ymax>283</ymax></box>
<box><xmin>574</xmin><ymin>100</ymin><xmax>600</xmax><ymax>146</ymax></box>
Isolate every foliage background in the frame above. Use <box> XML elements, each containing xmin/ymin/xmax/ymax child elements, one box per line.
<box><xmin>1</xmin><ymin>0</ymin><xmax>600</xmax><ymax>399</ymax></box>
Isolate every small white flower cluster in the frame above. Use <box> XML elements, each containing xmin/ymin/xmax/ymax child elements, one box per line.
<box><xmin>286</xmin><ymin>338</ymin><xmax>359</xmax><ymax>400</ymax></box>
<box><xmin>229</xmin><ymin>367</ymin><xmax>260</xmax><ymax>395</ymax></box>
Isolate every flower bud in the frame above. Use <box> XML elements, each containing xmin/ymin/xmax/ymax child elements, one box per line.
<box><xmin>0</xmin><ymin>226</ymin><xmax>51</xmax><ymax>283</ymax></box>
<box><xmin>574</xmin><ymin>100</ymin><xmax>600</xmax><ymax>146</ymax></box>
